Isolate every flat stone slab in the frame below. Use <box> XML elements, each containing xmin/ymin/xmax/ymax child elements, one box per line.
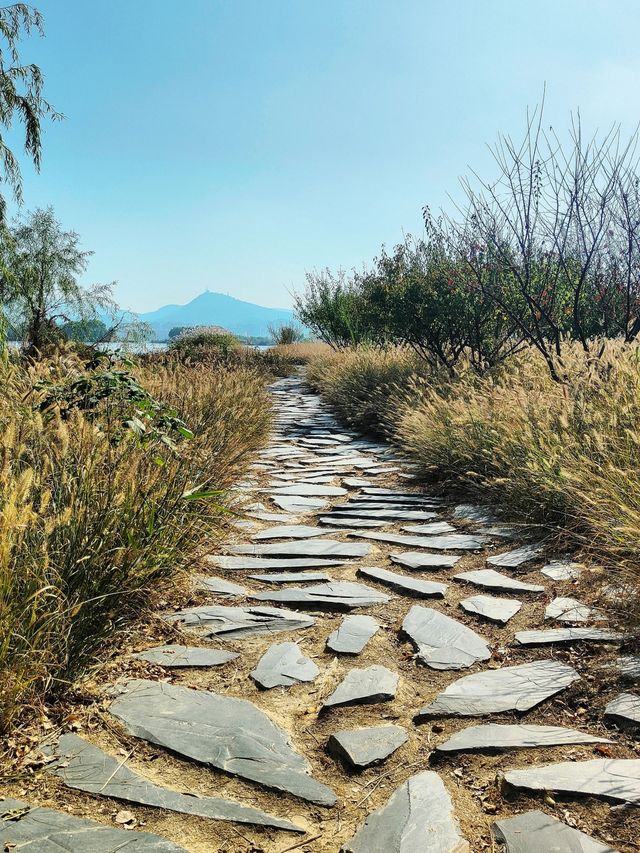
<box><xmin>454</xmin><ymin>569</ymin><xmax>544</xmax><ymax>594</ymax></box>
<box><xmin>249</xmin><ymin>572</ymin><xmax>331</xmax><ymax>583</ymax></box>
<box><xmin>391</xmin><ymin>551</ymin><xmax>461</xmax><ymax>570</ymax></box>
<box><xmin>491</xmin><ymin>810</ymin><xmax>617</xmax><ymax>853</ymax></box>
<box><xmin>545</xmin><ymin>596</ymin><xmax>594</xmax><ymax>623</ymax></box>
<box><xmin>618</xmin><ymin>655</ymin><xmax>640</xmax><ymax>680</ymax></box>
<box><xmin>402</xmin><ymin>605</ymin><xmax>490</xmax><ymax>670</ymax></box>
<box><xmin>326</xmin><ymin>615</ymin><xmax>379</xmax><ymax>654</ymax></box>
<box><xmin>328</xmin><ymin>725</ymin><xmax>407</xmax><ymax>769</ymax></box>
<box><xmin>502</xmin><ymin>758</ymin><xmax>640</xmax><ymax>805</ymax></box>
<box><xmin>46</xmin><ymin>733</ymin><xmax>302</xmax><ymax>833</ymax></box>
<box><xmin>272</xmin><ymin>495</ymin><xmax>329</xmax><ymax>513</ymax></box>
<box><xmin>401</xmin><ymin>522</ymin><xmax>456</xmax><ymax>535</ymax></box>
<box><xmin>193</xmin><ymin>574</ymin><xmax>246</xmax><ymax>597</ymax></box>
<box><xmin>230</xmin><ymin>539</ymin><xmax>371</xmax><ymax>558</ymax></box>
<box><xmin>252</xmin><ymin>524</ymin><xmax>347</xmax><ymax>540</ymax></box>
<box><xmin>0</xmin><ymin>796</ymin><xmax>188</xmax><ymax>852</ymax></box>
<box><xmin>417</xmin><ymin>659</ymin><xmax>580</xmax><ymax>718</ymax></box>
<box><xmin>514</xmin><ymin>628</ymin><xmax>622</xmax><ymax>646</ymax></box>
<box><xmin>319</xmin><ymin>516</ymin><xmax>388</xmax><ymax>528</ymax></box>
<box><xmin>541</xmin><ymin>559</ymin><xmax>583</xmax><ymax>581</ymax></box>
<box><xmin>604</xmin><ymin>693</ymin><xmax>640</xmax><ymax>729</ymax></box>
<box><xmin>459</xmin><ymin>594</ymin><xmax>522</xmax><ymax>624</ymax></box>
<box><xmin>487</xmin><ymin>544</ymin><xmax>542</xmax><ymax>568</ymax></box>
<box><xmin>329</xmin><ymin>508</ymin><xmax>439</xmax><ymax>521</ymax></box>
<box><xmin>133</xmin><ymin>644</ymin><xmax>239</xmax><ymax>668</ymax></box>
<box><xmin>350</xmin><ymin>531</ymin><xmax>488</xmax><ymax>550</ymax></box>
<box><xmin>343</xmin><ymin>477</ymin><xmax>372</xmax><ymax>487</ymax></box>
<box><xmin>211</xmin><ymin>556</ymin><xmax>347</xmax><ymax>571</ymax></box>
<box><xmin>436</xmin><ymin>723</ymin><xmax>610</xmax><ymax>753</ymax></box>
<box><xmin>252</xmin><ymin>581</ymin><xmax>389</xmax><ymax>611</ymax></box>
<box><xmin>340</xmin><ymin>770</ymin><xmax>468</xmax><ymax>853</ymax></box>
<box><xmin>323</xmin><ymin>665</ymin><xmax>399</xmax><ymax>709</ymax></box>
<box><xmin>269</xmin><ymin>484</ymin><xmax>347</xmax><ymax>496</ymax></box>
<box><xmin>358</xmin><ymin>566</ymin><xmax>447</xmax><ymax>598</ymax></box>
<box><xmin>250</xmin><ymin>642</ymin><xmax>319</xmax><ymax>689</ymax></box>
<box><xmin>453</xmin><ymin>503</ymin><xmax>497</xmax><ymax>523</ymax></box>
<box><xmin>110</xmin><ymin>679</ymin><xmax>336</xmax><ymax>806</ymax></box>
<box><xmin>164</xmin><ymin>605</ymin><xmax>315</xmax><ymax>639</ymax></box>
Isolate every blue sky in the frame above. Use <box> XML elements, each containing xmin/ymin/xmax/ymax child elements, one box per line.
<box><xmin>10</xmin><ymin>0</ymin><xmax>640</xmax><ymax>313</ymax></box>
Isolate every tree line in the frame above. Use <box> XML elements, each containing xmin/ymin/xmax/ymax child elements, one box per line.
<box><xmin>296</xmin><ymin>106</ymin><xmax>640</xmax><ymax>380</ymax></box>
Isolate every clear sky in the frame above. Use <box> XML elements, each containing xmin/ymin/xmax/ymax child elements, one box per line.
<box><xmin>10</xmin><ymin>0</ymin><xmax>640</xmax><ymax>313</ymax></box>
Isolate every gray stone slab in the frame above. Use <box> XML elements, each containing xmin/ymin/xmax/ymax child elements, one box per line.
<box><xmin>514</xmin><ymin>628</ymin><xmax>622</xmax><ymax>646</ymax></box>
<box><xmin>133</xmin><ymin>644</ymin><xmax>239</xmax><ymax>668</ymax></box>
<box><xmin>271</xmin><ymin>495</ymin><xmax>329</xmax><ymax>513</ymax></box>
<box><xmin>618</xmin><ymin>655</ymin><xmax>640</xmax><ymax>680</ymax></box>
<box><xmin>491</xmin><ymin>810</ymin><xmax>617</xmax><ymax>853</ymax></box>
<box><xmin>46</xmin><ymin>733</ymin><xmax>302</xmax><ymax>832</ymax></box>
<box><xmin>436</xmin><ymin>723</ymin><xmax>610</xmax><ymax>753</ymax></box>
<box><xmin>390</xmin><ymin>551</ymin><xmax>462</xmax><ymax>570</ymax></box>
<box><xmin>401</xmin><ymin>522</ymin><xmax>456</xmax><ymax>535</ymax></box>
<box><xmin>402</xmin><ymin>605</ymin><xmax>490</xmax><ymax>670</ymax></box>
<box><xmin>328</xmin><ymin>508</ymin><xmax>439</xmax><ymax>521</ymax></box>
<box><xmin>358</xmin><ymin>566</ymin><xmax>447</xmax><ymax>598</ymax></box>
<box><xmin>453</xmin><ymin>503</ymin><xmax>497</xmax><ymax>523</ymax></box>
<box><xmin>454</xmin><ymin>569</ymin><xmax>545</xmax><ymax>594</ymax></box>
<box><xmin>110</xmin><ymin>679</ymin><xmax>336</xmax><ymax>806</ymax></box>
<box><xmin>0</xmin><ymin>796</ymin><xmax>187</xmax><ymax>851</ymax></box>
<box><xmin>193</xmin><ymin>575</ymin><xmax>246</xmax><ymax>597</ymax></box>
<box><xmin>210</xmin><ymin>556</ymin><xmax>347</xmax><ymax>571</ymax></box>
<box><xmin>338</xmin><ymin>501</ymin><xmax>439</xmax><ymax>511</ymax></box>
<box><xmin>343</xmin><ymin>477</ymin><xmax>372</xmax><ymax>487</ymax></box>
<box><xmin>323</xmin><ymin>665</ymin><xmax>399</xmax><ymax>709</ymax></box>
<box><xmin>545</xmin><ymin>596</ymin><xmax>595</xmax><ymax>623</ymax></box>
<box><xmin>340</xmin><ymin>771</ymin><xmax>468</xmax><ymax>853</ymax></box>
<box><xmin>479</xmin><ymin>525</ymin><xmax>520</xmax><ymax>539</ymax></box>
<box><xmin>459</xmin><ymin>594</ymin><xmax>522</xmax><ymax>625</ymax></box>
<box><xmin>487</xmin><ymin>544</ymin><xmax>543</xmax><ymax>568</ymax></box>
<box><xmin>252</xmin><ymin>581</ymin><xmax>389</xmax><ymax>611</ymax></box>
<box><xmin>249</xmin><ymin>572</ymin><xmax>331</xmax><ymax>583</ymax></box>
<box><xmin>604</xmin><ymin>693</ymin><xmax>640</xmax><ymax>729</ymax></box>
<box><xmin>361</xmin><ymin>489</ymin><xmax>443</xmax><ymax>504</ymax></box>
<box><xmin>502</xmin><ymin>758</ymin><xmax>640</xmax><ymax>805</ymax></box>
<box><xmin>247</xmin><ymin>510</ymin><xmax>300</xmax><ymax>523</ymax></box>
<box><xmin>417</xmin><ymin>659</ymin><xmax>580</xmax><ymax>718</ymax></box>
<box><xmin>252</xmin><ymin>525</ymin><xmax>347</xmax><ymax>540</ymax></box>
<box><xmin>230</xmin><ymin>539</ymin><xmax>371</xmax><ymax>558</ymax></box>
<box><xmin>541</xmin><ymin>559</ymin><xmax>583</xmax><ymax>581</ymax></box>
<box><xmin>269</xmin><ymin>484</ymin><xmax>347</xmax><ymax>496</ymax></box>
<box><xmin>350</xmin><ymin>531</ymin><xmax>488</xmax><ymax>550</ymax></box>
<box><xmin>164</xmin><ymin>605</ymin><xmax>315</xmax><ymax>639</ymax></box>
<box><xmin>328</xmin><ymin>725</ymin><xmax>407</xmax><ymax>769</ymax></box>
<box><xmin>326</xmin><ymin>615</ymin><xmax>379</xmax><ymax>654</ymax></box>
<box><xmin>250</xmin><ymin>642</ymin><xmax>320</xmax><ymax>689</ymax></box>
<box><xmin>319</xmin><ymin>516</ymin><xmax>388</xmax><ymax>529</ymax></box>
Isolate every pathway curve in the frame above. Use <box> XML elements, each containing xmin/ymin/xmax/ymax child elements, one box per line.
<box><xmin>3</xmin><ymin>377</ymin><xmax>639</xmax><ymax>852</ymax></box>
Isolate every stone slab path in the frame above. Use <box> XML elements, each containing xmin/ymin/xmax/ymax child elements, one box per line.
<box><xmin>10</xmin><ymin>376</ymin><xmax>639</xmax><ymax>852</ymax></box>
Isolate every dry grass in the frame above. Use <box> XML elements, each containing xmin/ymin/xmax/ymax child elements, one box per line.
<box><xmin>0</xmin><ymin>349</ymin><xmax>271</xmax><ymax>733</ymax></box>
<box><xmin>307</xmin><ymin>341</ymin><xmax>640</xmax><ymax>633</ymax></box>
<box><xmin>270</xmin><ymin>340</ymin><xmax>333</xmax><ymax>365</ymax></box>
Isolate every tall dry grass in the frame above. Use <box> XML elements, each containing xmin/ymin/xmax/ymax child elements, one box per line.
<box><xmin>0</xmin><ymin>349</ymin><xmax>271</xmax><ymax>732</ymax></box>
<box><xmin>308</xmin><ymin>342</ymin><xmax>640</xmax><ymax>630</ymax></box>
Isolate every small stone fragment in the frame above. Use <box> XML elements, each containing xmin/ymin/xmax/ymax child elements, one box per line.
<box><xmin>327</xmin><ymin>725</ymin><xmax>407</xmax><ymax>769</ymax></box>
<box><xmin>323</xmin><ymin>665</ymin><xmax>399</xmax><ymax>709</ymax></box>
<box><xmin>251</xmin><ymin>642</ymin><xmax>319</xmax><ymax>689</ymax></box>
<box><xmin>491</xmin><ymin>810</ymin><xmax>617</xmax><ymax>853</ymax></box>
<box><xmin>453</xmin><ymin>503</ymin><xmax>497</xmax><ymax>523</ymax></box>
<box><xmin>514</xmin><ymin>628</ymin><xmax>622</xmax><ymax>646</ymax></box>
<box><xmin>340</xmin><ymin>771</ymin><xmax>469</xmax><ymax>853</ymax></box>
<box><xmin>487</xmin><ymin>544</ymin><xmax>542</xmax><ymax>568</ymax></box>
<box><xmin>541</xmin><ymin>559</ymin><xmax>582</xmax><ymax>581</ymax></box>
<box><xmin>402</xmin><ymin>605</ymin><xmax>490</xmax><ymax>670</ymax></box>
<box><xmin>544</xmin><ymin>596</ymin><xmax>594</xmax><ymax>623</ymax></box>
<box><xmin>459</xmin><ymin>594</ymin><xmax>522</xmax><ymax>625</ymax></box>
<box><xmin>193</xmin><ymin>575</ymin><xmax>246</xmax><ymax>597</ymax></box>
<box><xmin>401</xmin><ymin>521</ymin><xmax>456</xmax><ymax>535</ymax></box>
<box><xmin>326</xmin><ymin>615</ymin><xmax>379</xmax><ymax>654</ymax></box>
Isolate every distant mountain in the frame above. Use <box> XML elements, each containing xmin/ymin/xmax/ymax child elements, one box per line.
<box><xmin>138</xmin><ymin>291</ymin><xmax>296</xmax><ymax>340</ymax></box>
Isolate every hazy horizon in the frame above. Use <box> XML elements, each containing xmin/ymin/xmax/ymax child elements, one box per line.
<box><xmin>9</xmin><ymin>0</ymin><xmax>640</xmax><ymax>312</ymax></box>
